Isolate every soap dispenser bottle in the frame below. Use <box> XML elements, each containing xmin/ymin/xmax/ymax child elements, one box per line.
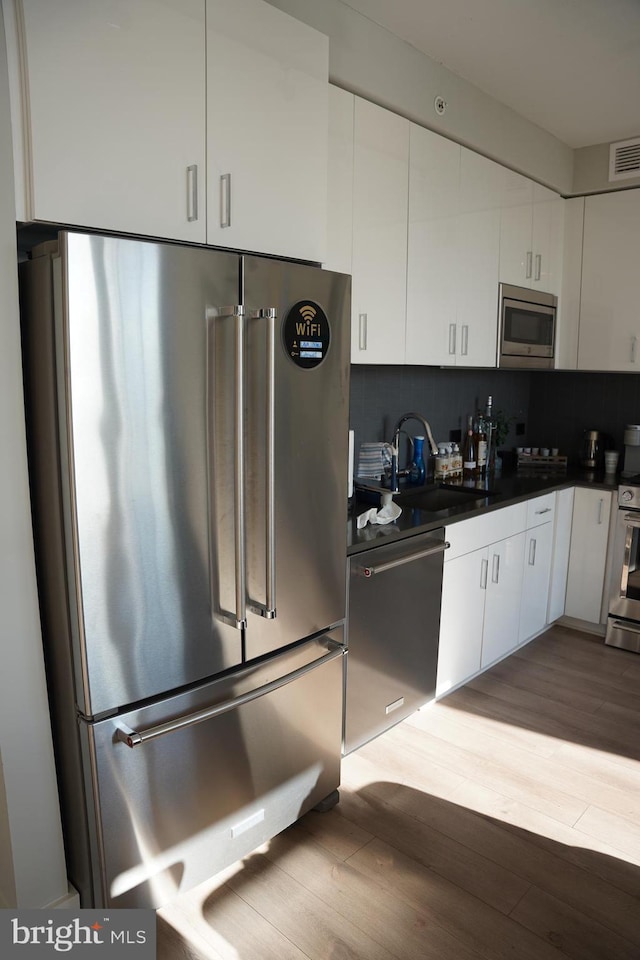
<box><xmin>408</xmin><ymin>435</ymin><xmax>426</xmax><ymax>485</ymax></box>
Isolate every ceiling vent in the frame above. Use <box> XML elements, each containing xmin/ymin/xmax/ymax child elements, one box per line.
<box><xmin>609</xmin><ymin>137</ymin><xmax>640</xmax><ymax>182</ymax></box>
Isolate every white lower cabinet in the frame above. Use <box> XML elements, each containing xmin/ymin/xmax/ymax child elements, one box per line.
<box><xmin>437</xmin><ymin>492</ymin><xmax>577</xmax><ymax>698</ymax></box>
<box><xmin>547</xmin><ymin>487</ymin><xmax>575</xmax><ymax>621</ymax></box>
<box><xmin>437</xmin><ymin>548</ymin><xmax>486</xmax><ymax>695</ymax></box>
<box><xmin>518</xmin><ymin>522</ymin><xmax>553</xmax><ymax>642</ymax></box>
<box><xmin>480</xmin><ymin>533</ymin><xmax>526</xmax><ymax>667</ymax></box>
<box><xmin>564</xmin><ymin>487</ymin><xmax>613</xmax><ymax>624</ymax></box>
<box><xmin>437</xmin><ymin>502</ymin><xmax>527</xmax><ymax>697</ymax></box>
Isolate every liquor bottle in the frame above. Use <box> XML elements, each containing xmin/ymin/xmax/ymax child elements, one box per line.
<box><xmin>474</xmin><ymin>413</ymin><xmax>488</xmax><ymax>477</ymax></box>
<box><xmin>484</xmin><ymin>395</ymin><xmax>496</xmax><ymax>471</ymax></box>
<box><xmin>462</xmin><ymin>415</ymin><xmax>477</xmax><ymax>479</ymax></box>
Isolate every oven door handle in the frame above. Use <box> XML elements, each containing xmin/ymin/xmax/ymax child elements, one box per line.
<box><xmin>622</xmin><ymin>513</ymin><xmax>640</xmax><ymax>527</ymax></box>
<box><xmin>610</xmin><ymin>619</ymin><xmax>640</xmax><ymax>636</ymax></box>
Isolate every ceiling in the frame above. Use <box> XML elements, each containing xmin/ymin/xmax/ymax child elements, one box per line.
<box><xmin>342</xmin><ymin>0</ymin><xmax>640</xmax><ymax>149</ymax></box>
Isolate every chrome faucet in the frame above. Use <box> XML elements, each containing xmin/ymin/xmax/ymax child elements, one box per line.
<box><xmin>389</xmin><ymin>412</ymin><xmax>439</xmax><ymax>492</ymax></box>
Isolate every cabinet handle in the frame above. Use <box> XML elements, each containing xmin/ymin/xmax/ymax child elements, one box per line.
<box><xmin>631</xmin><ymin>336</ymin><xmax>637</xmax><ymax>364</ymax></box>
<box><xmin>186</xmin><ymin>164</ymin><xmax>198</xmax><ymax>222</ymax></box>
<box><xmin>492</xmin><ymin>553</ymin><xmax>500</xmax><ymax>584</ymax></box>
<box><xmin>358</xmin><ymin>313</ymin><xmax>368</xmax><ymax>351</ymax></box>
<box><xmin>448</xmin><ymin>323</ymin><xmax>456</xmax><ymax>356</ymax></box>
<box><xmin>461</xmin><ymin>324</ymin><xmax>469</xmax><ymax>356</ymax></box>
<box><xmin>534</xmin><ymin>253</ymin><xmax>542</xmax><ymax>282</ymax></box>
<box><xmin>598</xmin><ymin>498</ymin><xmax>604</xmax><ymax>525</ymax></box>
<box><xmin>526</xmin><ymin>251</ymin><xmax>533</xmax><ymax>279</ymax></box>
<box><xmin>535</xmin><ymin>507</ymin><xmax>552</xmax><ymax>515</ymax></box>
<box><xmin>480</xmin><ymin>558</ymin><xmax>488</xmax><ymax>590</ymax></box>
<box><xmin>529</xmin><ymin>538</ymin><xmax>537</xmax><ymax>566</ymax></box>
<box><xmin>220</xmin><ymin>173</ymin><xmax>231</xmax><ymax>228</ymax></box>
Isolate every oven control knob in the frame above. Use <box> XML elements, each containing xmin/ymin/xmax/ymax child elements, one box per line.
<box><xmin>621</xmin><ymin>489</ymin><xmax>634</xmax><ymax>502</ymax></box>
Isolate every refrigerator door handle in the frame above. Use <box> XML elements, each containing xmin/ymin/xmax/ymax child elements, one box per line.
<box><xmin>207</xmin><ymin>305</ymin><xmax>247</xmax><ymax>630</ymax></box>
<box><xmin>248</xmin><ymin>307</ymin><xmax>277</xmax><ymax>620</ymax></box>
<box><xmin>115</xmin><ymin>643</ymin><xmax>345</xmax><ymax>747</ymax></box>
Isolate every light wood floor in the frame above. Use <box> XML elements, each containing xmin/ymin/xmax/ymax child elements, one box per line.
<box><xmin>157</xmin><ymin>624</ymin><xmax>640</xmax><ymax>960</ymax></box>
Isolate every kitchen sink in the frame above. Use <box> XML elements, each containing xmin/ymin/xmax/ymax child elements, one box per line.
<box><xmin>392</xmin><ymin>483</ymin><xmax>492</xmax><ymax>513</ymax></box>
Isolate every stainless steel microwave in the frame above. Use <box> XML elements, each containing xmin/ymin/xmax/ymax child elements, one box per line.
<box><xmin>498</xmin><ymin>283</ymin><xmax>557</xmax><ymax>369</ymax></box>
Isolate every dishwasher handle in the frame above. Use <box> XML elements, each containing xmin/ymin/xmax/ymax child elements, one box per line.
<box><xmin>116</xmin><ymin>643</ymin><xmax>345</xmax><ymax>748</ymax></box>
<box><xmin>358</xmin><ymin>540</ymin><xmax>449</xmax><ymax>578</ymax></box>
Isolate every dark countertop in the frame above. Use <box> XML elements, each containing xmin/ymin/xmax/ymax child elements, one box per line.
<box><xmin>347</xmin><ymin>469</ymin><xmax>619</xmax><ymax>556</ymax></box>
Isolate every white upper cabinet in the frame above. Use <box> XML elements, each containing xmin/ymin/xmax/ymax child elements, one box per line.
<box><xmin>406</xmin><ymin>137</ymin><xmax>500</xmax><ymax>368</ymax></box>
<box><xmin>12</xmin><ymin>0</ymin><xmax>207</xmax><ymax>243</ymax></box>
<box><xmin>578</xmin><ymin>190</ymin><xmax>640</xmax><ymax>371</ymax></box>
<box><xmin>324</xmin><ymin>86</ymin><xmax>354</xmax><ymax>276</ymax></box>
<box><xmin>455</xmin><ymin>150</ymin><xmax>501</xmax><ymax>367</ymax></box>
<box><xmin>406</xmin><ymin>124</ymin><xmax>459</xmax><ymax>365</ymax></box>
<box><xmin>499</xmin><ymin>174</ymin><xmax>564</xmax><ymax>295</ymax></box>
<box><xmin>351</xmin><ymin>98</ymin><xmax>409</xmax><ymax>364</ymax></box>
<box><xmin>206</xmin><ymin>0</ymin><xmax>328</xmax><ymax>262</ymax></box>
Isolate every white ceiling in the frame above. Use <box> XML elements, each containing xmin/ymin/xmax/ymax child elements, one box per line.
<box><xmin>342</xmin><ymin>0</ymin><xmax>640</xmax><ymax>149</ymax></box>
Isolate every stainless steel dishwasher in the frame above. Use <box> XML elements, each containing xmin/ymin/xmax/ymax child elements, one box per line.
<box><xmin>345</xmin><ymin>528</ymin><xmax>448</xmax><ymax>754</ymax></box>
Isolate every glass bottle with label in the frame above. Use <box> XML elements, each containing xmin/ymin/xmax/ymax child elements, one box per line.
<box><xmin>484</xmin><ymin>395</ymin><xmax>496</xmax><ymax>472</ymax></box>
<box><xmin>462</xmin><ymin>416</ymin><xmax>477</xmax><ymax>479</ymax></box>
<box><xmin>475</xmin><ymin>413</ymin><xmax>488</xmax><ymax>477</ymax></box>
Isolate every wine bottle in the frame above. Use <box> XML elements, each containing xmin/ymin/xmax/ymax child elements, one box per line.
<box><xmin>484</xmin><ymin>395</ymin><xmax>496</xmax><ymax>472</ymax></box>
<box><xmin>462</xmin><ymin>415</ymin><xmax>477</xmax><ymax>479</ymax></box>
<box><xmin>475</xmin><ymin>412</ymin><xmax>487</xmax><ymax>477</ymax></box>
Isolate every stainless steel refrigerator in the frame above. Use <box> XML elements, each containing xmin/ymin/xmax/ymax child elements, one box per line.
<box><xmin>20</xmin><ymin>230</ymin><xmax>350</xmax><ymax>908</ymax></box>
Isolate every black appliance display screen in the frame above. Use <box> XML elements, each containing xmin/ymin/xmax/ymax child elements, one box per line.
<box><xmin>283</xmin><ymin>301</ymin><xmax>330</xmax><ymax>368</ymax></box>
<box><xmin>506</xmin><ymin>308</ymin><xmax>553</xmax><ymax>346</ymax></box>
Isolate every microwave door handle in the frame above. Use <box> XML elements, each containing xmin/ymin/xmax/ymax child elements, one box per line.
<box><xmin>206</xmin><ymin>306</ymin><xmax>247</xmax><ymax>630</ymax></box>
<box><xmin>247</xmin><ymin>308</ymin><xmax>277</xmax><ymax>619</ymax></box>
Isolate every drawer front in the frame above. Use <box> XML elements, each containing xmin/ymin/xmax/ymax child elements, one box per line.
<box><xmin>445</xmin><ymin>502</ymin><xmax>527</xmax><ymax>561</ymax></box>
<box><xmin>526</xmin><ymin>492</ymin><xmax>556</xmax><ymax>528</ymax></box>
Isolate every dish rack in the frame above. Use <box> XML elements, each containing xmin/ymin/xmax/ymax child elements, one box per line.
<box><xmin>517</xmin><ymin>452</ymin><xmax>567</xmax><ymax>471</ymax></box>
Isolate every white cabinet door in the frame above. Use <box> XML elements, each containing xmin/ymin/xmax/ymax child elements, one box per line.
<box><xmin>547</xmin><ymin>487</ymin><xmax>575</xmax><ymax>622</ymax></box>
<box><xmin>499</xmin><ymin>178</ymin><xmax>563</xmax><ymax>295</ymax></box>
<box><xmin>351</xmin><ymin>98</ymin><xmax>409</xmax><ymax>364</ymax></box>
<box><xmin>206</xmin><ymin>0</ymin><xmax>328</xmax><ymax>262</ymax></box>
<box><xmin>532</xmin><ymin>195</ymin><xmax>564</xmax><ymax>296</ymax></box>
<box><xmin>578</xmin><ymin>191</ymin><xmax>640</xmax><ymax>371</ymax></box>
<box><xmin>325</xmin><ymin>86</ymin><xmax>354</xmax><ymax>275</ymax></box>
<box><xmin>406</xmin><ymin>124</ymin><xmax>460</xmax><ymax>366</ymax></box>
<box><xmin>456</xmin><ymin>149</ymin><xmax>501</xmax><ymax>367</ymax></box>
<box><xmin>456</xmin><ymin>207</ymin><xmax>501</xmax><ymax>366</ymax></box>
<box><xmin>565</xmin><ymin>488</ymin><xmax>613</xmax><ymax>623</ymax></box>
<box><xmin>519</xmin><ymin>522</ymin><xmax>553</xmax><ymax>643</ymax></box>
<box><xmin>16</xmin><ymin>0</ymin><xmax>206</xmax><ymax>242</ymax></box>
<box><xmin>500</xmin><ymin>203</ymin><xmax>534</xmax><ymax>287</ymax></box>
<box><xmin>436</xmin><ymin>548</ymin><xmax>485</xmax><ymax>697</ymax></box>
<box><xmin>481</xmin><ymin>533</ymin><xmax>525</xmax><ymax>667</ymax></box>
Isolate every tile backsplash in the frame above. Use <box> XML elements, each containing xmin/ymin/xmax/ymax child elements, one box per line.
<box><xmin>350</xmin><ymin>365</ymin><xmax>640</xmax><ymax>471</ymax></box>
<box><xmin>349</xmin><ymin>366</ymin><xmax>532</xmax><ymax>464</ymax></box>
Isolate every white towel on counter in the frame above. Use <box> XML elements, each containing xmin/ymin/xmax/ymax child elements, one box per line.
<box><xmin>356</xmin><ymin>501</ymin><xmax>402</xmax><ymax>529</ymax></box>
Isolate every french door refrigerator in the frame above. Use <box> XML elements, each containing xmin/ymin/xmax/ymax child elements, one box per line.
<box><xmin>20</xmin><ymin>230</ymin><xmax>350</xmax><ymax>908</ymax></box>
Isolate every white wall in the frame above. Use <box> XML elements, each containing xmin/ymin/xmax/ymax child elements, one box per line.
<box><xmin>266</xmin><ymin>0</ymin><xmax>574</xmax><ymax>194</ymax></box>
<box><xmin>0</xmin><ymin>7</ymin><xmax>69</xmax><ymax>908</ymax></box>
<box><xmin>573</xmin><ymin>140</ymin><xmax>640</xmax><ymax>194</ymax></box>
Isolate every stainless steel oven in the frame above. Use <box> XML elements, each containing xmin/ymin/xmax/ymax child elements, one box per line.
<box><xmin>606</xmin><ymin>481</ymin><xmax>640</xmax><ymax>652</ymax></box>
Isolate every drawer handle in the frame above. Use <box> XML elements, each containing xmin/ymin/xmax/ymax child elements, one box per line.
<box><xmin>360</xmin><ymin>541</ymin><xmax>449</xmax><ymax>577</ymax></box>
<box><xmin>535</xmin><ymin>507</ymin><xmax>552</xmax><ymax>515</ymax></box>
<box><xmin>115</xmin><ymin>644</ymin><xmax>344</xmax><ymax>747</ymax></box>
